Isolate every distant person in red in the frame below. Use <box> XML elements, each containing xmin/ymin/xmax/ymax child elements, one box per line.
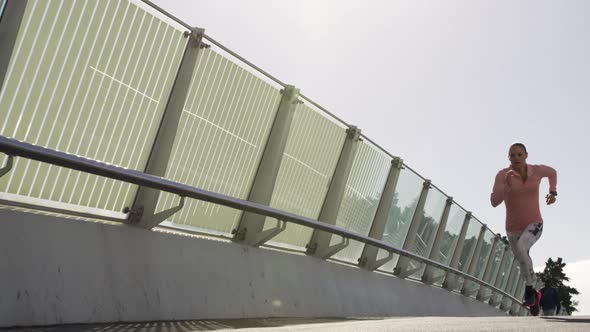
<box><xmin>491</xmin><ymin>143</ymin><xmax>557</xmax><ymax>313</ymax></box>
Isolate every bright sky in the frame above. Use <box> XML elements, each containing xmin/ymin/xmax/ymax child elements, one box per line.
<box><xmin>152</xmin><ymin>0</ymin><xmax>589</xmax><ymax>314</ymax></box>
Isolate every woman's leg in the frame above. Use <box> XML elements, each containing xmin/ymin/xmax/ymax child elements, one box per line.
<box><xmin>507</xmin><ymin>223</ymin><xmax>543</xmax><ymax>285</ymax></box>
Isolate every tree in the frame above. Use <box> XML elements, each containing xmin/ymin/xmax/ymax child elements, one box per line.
<box><xmin>536</xmin><ymin>257</ymin><xmax>580</xmax><ymax>315</ymax></box>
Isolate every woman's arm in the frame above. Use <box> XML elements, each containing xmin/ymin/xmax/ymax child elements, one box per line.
<box><xmin>491</xmin><ymin>170</ymin><xmax>505</xmax><ymax>207</ymax></box>
<box><xmin>538</xmin><ymin>165</ymin><xmax>557</xmax><ymax>193</ymax></box>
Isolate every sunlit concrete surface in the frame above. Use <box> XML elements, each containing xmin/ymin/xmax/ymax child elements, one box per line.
<box><xmin>233</xmin><ymin>316</ymin><xmax>590</xmax><ymax>332</ymax></box>
<box><xmin>2</xmin><ymin>317</ymin><xmax>589</xmax><ymax>332</ymax></box>
<box><xmin>1</xmin><ymin>208</ymin><xmax>504</xmax><ymax>327</ymax></box>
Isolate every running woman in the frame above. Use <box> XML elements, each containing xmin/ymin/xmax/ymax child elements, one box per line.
<box><xmin>490</xmin><ymin>143</ymin><xmax>557</xmax><ymax>312</ymax></box>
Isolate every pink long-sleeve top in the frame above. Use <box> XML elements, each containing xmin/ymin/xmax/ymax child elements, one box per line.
<box><xmin>490</xmin><ymin>164</ymin><xmax>557</xmax><ymax>233</ymax></box>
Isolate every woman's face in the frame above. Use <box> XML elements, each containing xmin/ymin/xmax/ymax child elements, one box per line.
<box><xmin>508</xmin><ymin>145</ymin><xmax>528</xmax><ymax>167</ymax></box>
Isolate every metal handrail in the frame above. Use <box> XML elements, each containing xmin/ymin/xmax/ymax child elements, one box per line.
<box><xmin>0</xmin><ymin>135</ymin><xmax>521</xmax><ymax>305</ymax></box>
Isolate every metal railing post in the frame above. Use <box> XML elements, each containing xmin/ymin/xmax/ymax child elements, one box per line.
<box><xmin>460</xmin><ymin>224</ymin><xmax>487</xmax><ymax>295</ymax></box>
<box><xmin>0</xmin><ymin>0</ymin><xmax>28</xmax><ymax>92</ymax></box>
<box><xmin>394</xmin><ymin>179</ymin><xmax>431</xmax><ymax>277</ymax></box>
<box><xmin>476</xmin><ymin>235</ymin><xmax>500</xmax><ymax>300</ymax></box>
<box><xmin>422</xmin><ymin>196</ymin><xmax>453</xmax><ymax>284</ymax></box>
<box><xmin>442</xmin><ymin>211</ymin><xmax>472</xmax><ymax>290</ymax></box>
<box><xmin>126</xmin><ymin>28</ymin><xmax>205</xmax><ymax>229</ymax></box>
<box><xmin>232</xmin><ymin>85</ymin><xmax>300</xmax><ymax>246</ymax></box>
<box><xmin>306</xmin><ymin>126</ymin><xmax>361</xmax><ymax>259</ymax></box>
<box><xmin>358</xmin><ymin>157</ymin><xmax>403</xmax><ymax>270</ymax></box>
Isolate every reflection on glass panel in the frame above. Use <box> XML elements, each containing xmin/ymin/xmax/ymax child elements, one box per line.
<box><xmin>480</xmin><ymin>242</ymin><xmax>507</xmax><ymax>300</ymax></box>
<box><xmin>499</xmin><ymin>252</ymin><xmax>515</xmax><ymax>290</ymax></box>
<box><xmin>488</xmin><ymin>251</ymin><xmax>514</xmax><ymax>304</ymax></box>
<box><xmin>157</xmin><ymin>47</ymin><xmax>282</xmax><ymax>234</ymax></box>
<box><xmin>453</xmin><ymin>218</ymin><xmax>483</xmax><ymax>291</ymax></box>
<box><xmin>376</xmin><ymin>167</ymin><xmax>424</xmax><ymax>272</ymax></box>
<box><xmin>0</xmin><ymin>0</ymin><xmax>186</xmax><ymax>215</ymax></box>
<box><xmin>473</xmin><ymin>229</ymin><xmax>497</xmax><ymax>279</ymax></box>
<box><xmin>514</xmin><ymin>280</ymin><xmax>528</xmax><ymax>300</ymax></box>
<box><xmin>263</xmin><ymin>103</ymin><xmax>347</xmax><ymax>249</ymax></box>
<box><xmin>1</xmin><ymin>0</ymin><xmax>6</xmax><ymax>17</ymax></box>
<box><xmin>507</xmin><ymin>265</ymin><xmax>522</xmax><ymax>295</ymax></box>
<box><xmin>458</xmin><ymin>219</ymin><xmax>482</xmax><ymax>271</ymax></box>
<box><xmin>427</xmin><ymin>204</ymin><xmax>467</xmax><ymax>286</ymax></box>
<box><xmin>461</xmin><ymin>227</ymin><xmax>496</xmax><ymax>296</ymax></box>
<box><xmin>405</xmin><ymin>187</ymin><xmax>447</xmax><ymax>278</ymax></box>
<box><xmin>484</xmin><ymin>241</ymin><xmax>506</xmax><ymax>285</ymax></box>
<box><xmin>330</xmin><ymin>141</ymin><xmax>391</xmax><ymax>263</ymax></box>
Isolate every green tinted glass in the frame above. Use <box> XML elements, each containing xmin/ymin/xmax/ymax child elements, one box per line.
<box><xmin>264</xmin><ymin>103</ymin><xmax>347</xmax><ymax>249</ymax></box>
<box><xmin>157</xmin><ymin>46</ymin><xmax>282</xmax><ymax>234</ymax></box>
<box><xmin>405</xmin><ymin>187</ymin><xmax>447</xmax><ymax>278</ymax></box>
<box><xmin>473</xmin><ymin>229</ymin><xmax>496</xmax><ymax>279</ymax></box>
<box><xmin>376</xmin><ymin>167</ymin><xmax>424</xmax><ymax>272</ymax></box>
<box><xmin>0</xmin><ymin>0</ymin><xmax>186</xmax><ymax>216</ymax></box>
<box><xmin>480</xmin><ymin>242</ymin><xmax>506</xmax><ymax>300</ymax></box>
<box><xmin>429</xmin><ymin>203</ymin><xmax>467</xmax><ymax>286</ymax></box>
<box><xmin>331</xmin><ymin>141</ymin><xmax>391</xmax><ymax>263</ymax></box>
<box><xmin>453</xmin><ymin>218</ymin><xmax>484</xmax><ymax>291</ymax></box>
<box><xmin>461</xmin><ymin>225</ymin><xmax>496</xmax><ymax>295</ymax></box>
<box><xmin>499</xmin><ymin>253</ymin><xmax>515</xmax><ymax>290</ymax></box>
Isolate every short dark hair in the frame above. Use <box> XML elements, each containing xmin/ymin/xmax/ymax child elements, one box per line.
<box><xmin>510</xmin><ymin>142</ymin><xmax>527</xmax><ymax>153</ymax></box>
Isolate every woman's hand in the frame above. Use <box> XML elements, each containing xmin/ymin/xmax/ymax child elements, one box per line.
<box><xmin>545</xmin><ymin>193</ymin><xmax>557</xmax><ymax>205</ymax></box>
<box><xmin>504</xmin><ymin>170</ymin><xmax>514</xmax><ymax>191</ymax></box>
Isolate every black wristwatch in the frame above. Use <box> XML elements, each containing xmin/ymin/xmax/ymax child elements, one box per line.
<box><xmin>550</xmin><ymin>191</ymin><xmax>558</xmax><ymax>196</ymax></box>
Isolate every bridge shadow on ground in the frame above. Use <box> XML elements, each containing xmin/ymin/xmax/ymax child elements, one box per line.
<box><xmin>540</xmin><ymin>316</ymin><xmax>590</xmax><ymax>324</ymax></box>
<box><xmin>0</xmin><ymin>318</ymin><xmax>375</xmax><ymax>332</ymax></box>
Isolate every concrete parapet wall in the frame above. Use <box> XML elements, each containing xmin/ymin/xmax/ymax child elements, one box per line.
<box><xmin>0</xmin><ymin>208</ymin><xmax>505</xmax><ymax>327</ymax></box>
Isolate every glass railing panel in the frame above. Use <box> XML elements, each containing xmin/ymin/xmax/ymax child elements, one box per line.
<box><xmin>0</xmin><ymin>0</ymin><xmax>186</xmax><ymax>217</ymax></box>
<box><xmin>480</xmin><ymin>241</ymin><xmax>506</xmax><ymax>300</ymax></box>
<box><xmin>461</xmin><ymin>227</ymin><xmax>496</xmax><ymax>296</ymax></box>
<box><xmin>499</xmin><ymin>264</ymin><xmax>520</xmax><ymax>309</ymax></box>
<box><xmin>263</xmin><ymin>101</ymin><xmax>347</xmax><ymax>249</ymax></box>
<box><xmin>489</xmin><ymin>244</ymin><xmax>508</xmax><ymax>284</ymax></box>
<box><xmin>330</xmin><ymin>141</ymin><xmax>391</xmax><ymax>263</ymax></box>
<box><xmin>498</xmin><ymin>252</ymin><xmax>515</xmax><ymax>291</ymax></box>
<box><xmin>452</xmin><ymin>218</ymin><xmax>483</xmax><ymax>291</ymax></box>
<box><xmin>515</xmin><ymin>279</ymin><xmax>525</xmax><ymax>301</ymax></box>
<box><xmin>375</xmin><ymin>166</ymin><xmax>424</xmax><ymax>272</ymax></box>
<box><xmin>473</xmin><ymin>229</ymin><xmax>496</xmax><ymax>279</ymax></box>
<box><xmin>507</xmin><ymin>265</ymin><xmax>522</xmax><ymax>295</ymax></box>
<box><xmin>487</xmin><ymin>251</ymin><xmax>514</xmax><ymax>306</ymax></box>
<box><xmin>156</xmin><ymin>42</ymin><xmax>283</xmax><ymax>234</ymax></box>
<box><xmin>405</xmin><ymin>187</ymin><xmax>447</xmax><ymax>278</ymax></box>
<box><xmin>426</xmin><ymin>203</ymin><xmax>467</xmax><ymax>286</ymax></box>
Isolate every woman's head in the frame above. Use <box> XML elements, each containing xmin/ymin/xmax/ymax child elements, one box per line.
<box><xmin>508</xmin><ymin>143</ymin><xmax>528</xmax><ymax>167</ymax></box>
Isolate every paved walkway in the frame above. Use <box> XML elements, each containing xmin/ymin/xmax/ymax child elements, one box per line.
<box><xmin>2</xmin><ymin>316</ymin><xmax>589</xmax><ymax>332</ymax></box>
<box><xmin>229</xmin><ymin>316</ymin><xmax>590</xmax><ymax>332</ymax></box>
